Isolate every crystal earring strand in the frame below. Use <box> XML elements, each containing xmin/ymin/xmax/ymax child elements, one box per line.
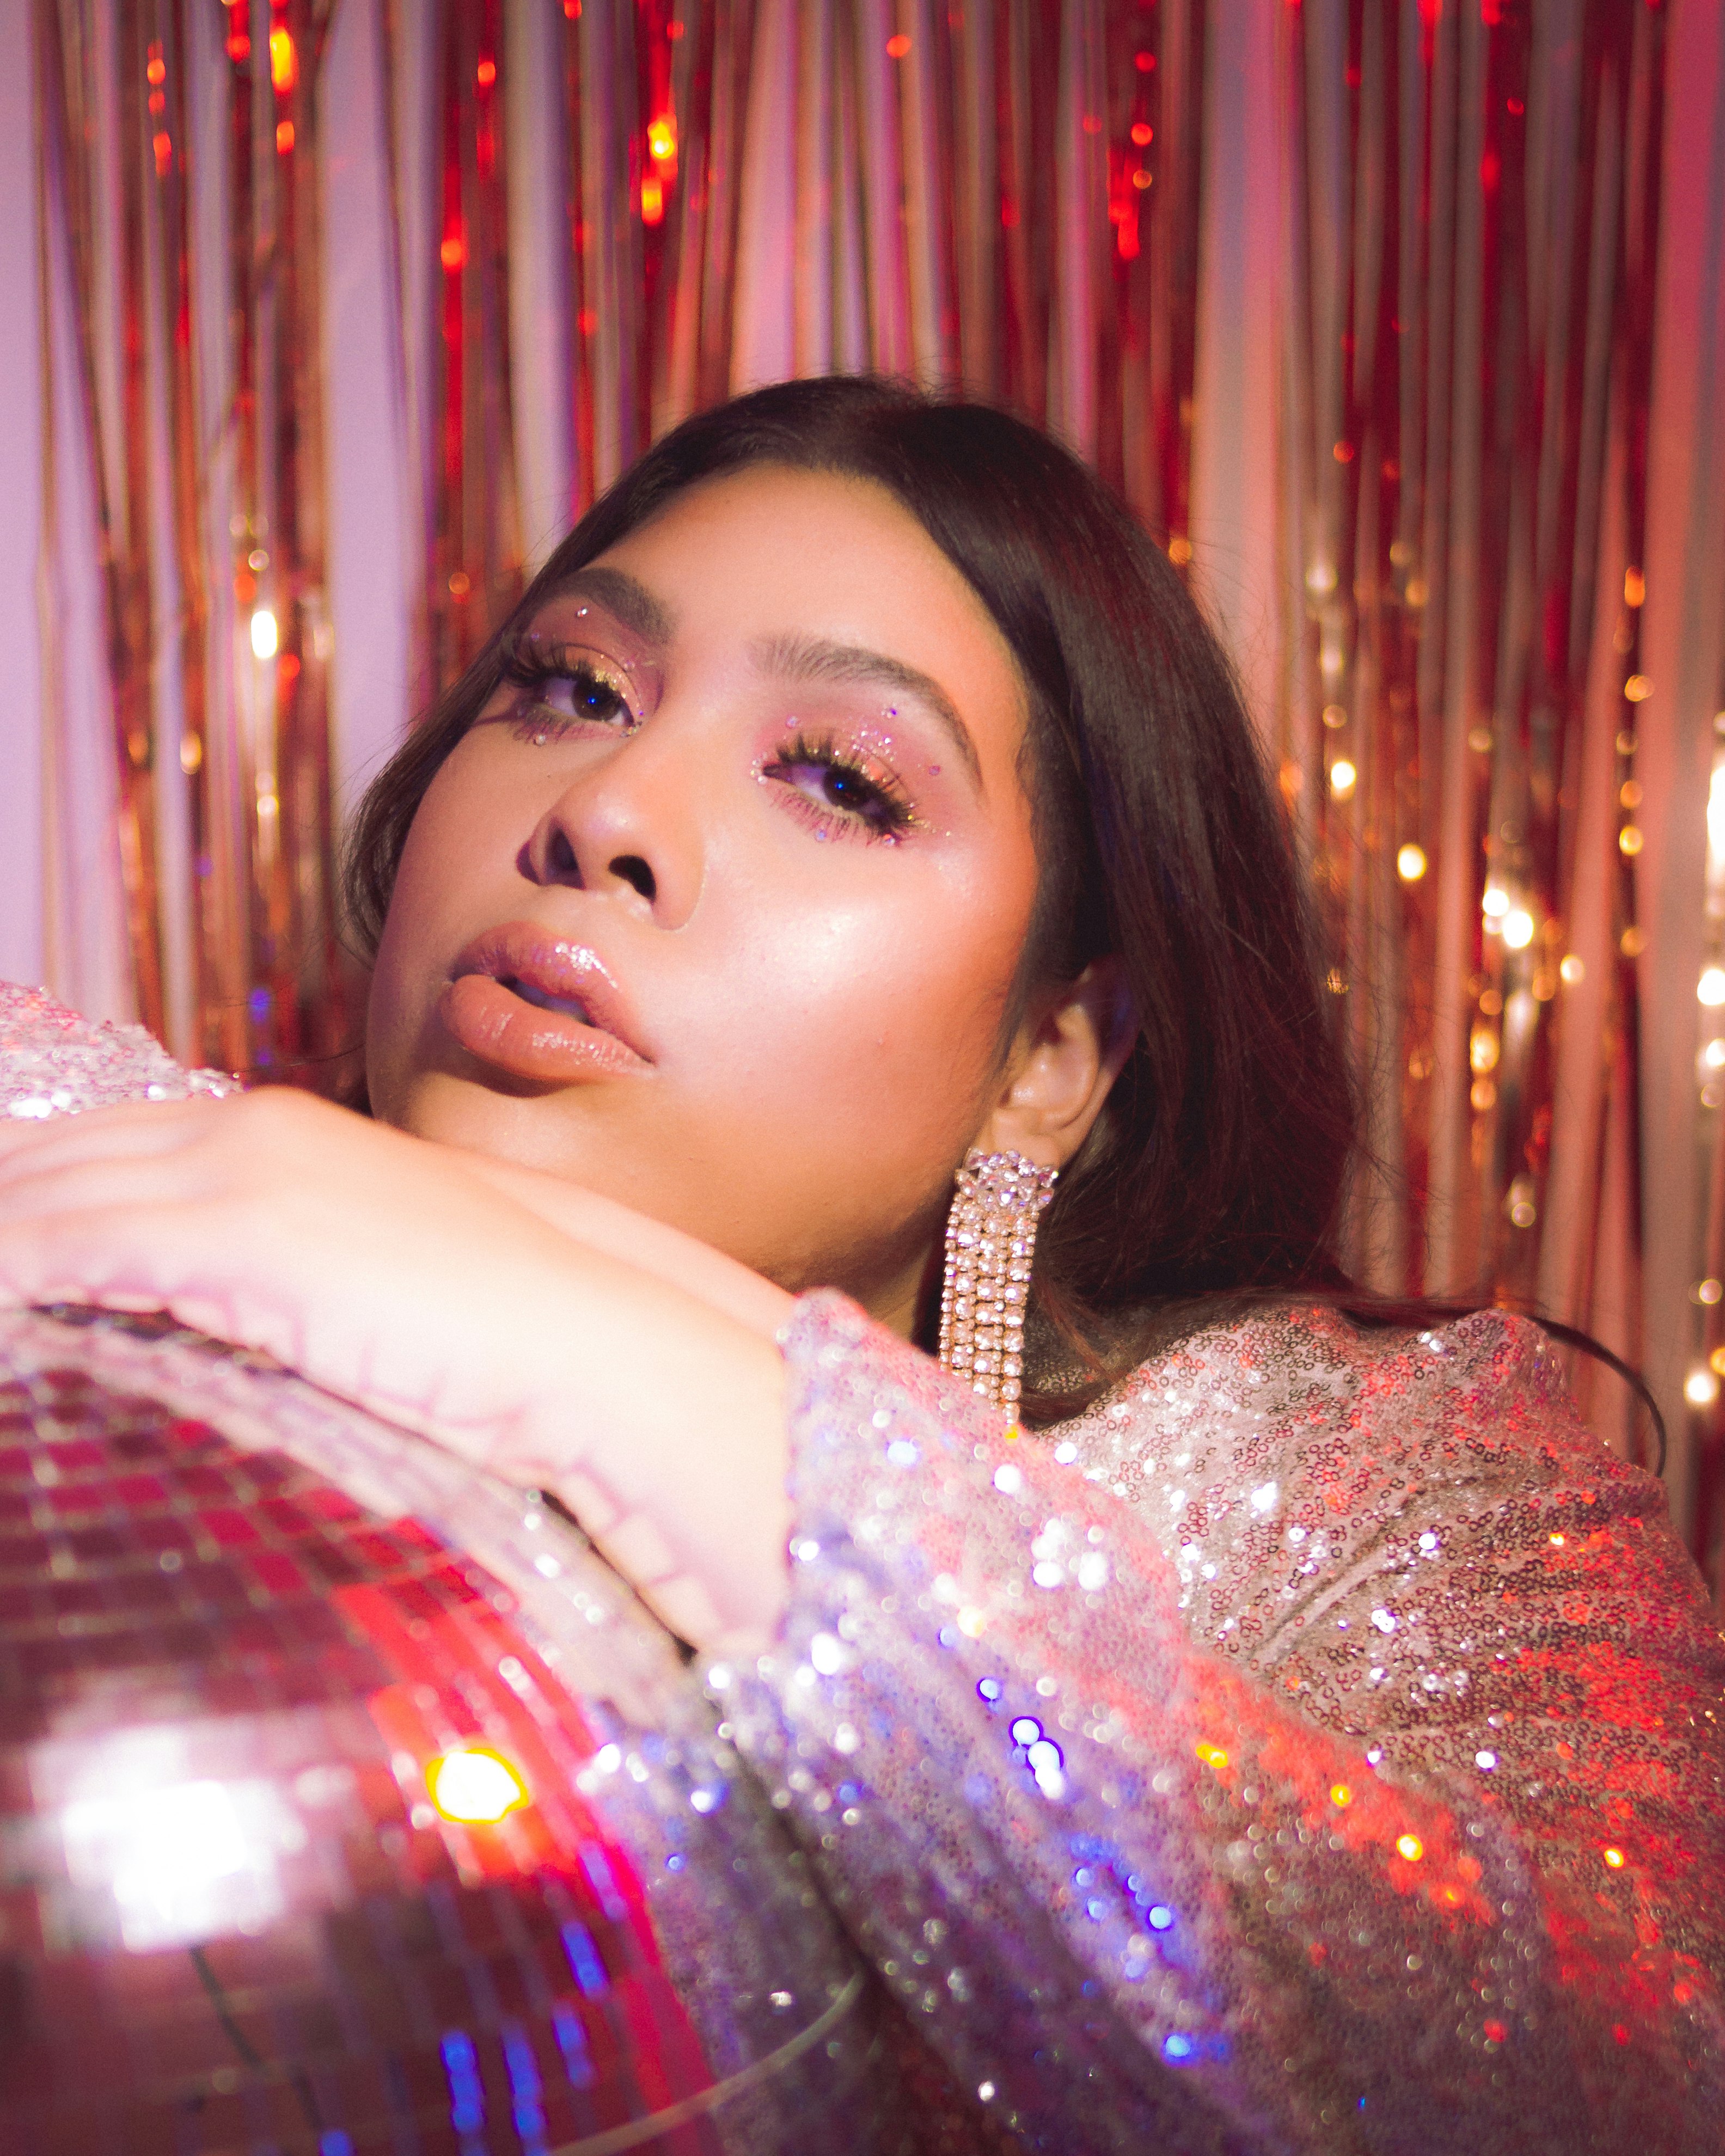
<box><xmin>938</xmin><ymin>1149</ymin><xmax>1059</xmax><ymax>1421</ymax></box>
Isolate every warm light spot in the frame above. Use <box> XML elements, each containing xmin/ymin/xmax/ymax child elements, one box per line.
<box><xmin>1329</xmin><ymin>1783</ymin><xmax>1352</xmax><ymax>1808</ymax></box>
<box><xmin>1624</xmin><ymin>673</ymin><xmax>1652</xmax><ymax>702</ymax></box>
<box><xmin>1470</xmin><ymin>1077</ymin><xmax>1497</xmax><ymax>1111</ymax></box>
<box><xmin>1483</xmin><ymin>2018</ymin><xmax>1507</xmax><ymax>2044</ymax></box>
<box><xmin>1684</xmin><ymin>1368</ymin><xmax>1719</xmax><ymax>1407</ymax></box>
<box><xmin>1167</xmin><ymin>535</ymin><xmax>1192</xmax><ymax>566</ymax></box>
<box><xmin>1559</xmin><ymin>954</ymin><xmax>1585</xmax><ymax>984</ymax></box>
<box><xmin>1624</xmin><ymin>567</ymin><xmax>1645</xmax><ymax>607</ymax></box>
<box><xmin>1322</xmin><ymin>702</ymin><xmax>1348</xmax><ymax>728</ymax></box>
<box><xmin>1131</xmin><ymin>167</ymin><xmax>1152</xmax><ymax>189</ymax></box>
<box><xmin>1469</xmin><ymin>1025</ymin><xmax>1500</xmax><ymax>1075</ymax></box>
<box><xmin>1618</xmin><ymin>824</ymin><xmax>1643</xmax><ymax>856</ymax></box>
<box><xmin>1698</xmin><ymin>1278</ymin><xmax>1723</xmax><ymax>1304</ymax></box>
<box><xmin>640</xmin><ymin>175</ymin><xmax>664</xmax><ymax>224</ymax></box>
<box><xmin>476</xmin><ymin>56</ymin><xmax>497</xmax><ymax>87</ymax></box>
<box><xmin>1482</xmin><ymin>886</ymin><xmax>1509</xmax><ymax>917</ymax></box>
<box><xmin>1502</xmin><ymin>909</ymin><xmax>1534</xmax><ymax>950</ymax></box>
<box><xmin>564</xmin><ymin>0</ymin><xmax>582</xmax><ymax>15</ymax></box>
<box><xmin>448</xmin><ymin>569</ymin><xmax>472</xmax><ymax>599</ymax></box>
<box><xmin>1397</xmin><ymin>842</ymin><xmax>1428</xmax><ymax>883</ymax></box>
<box><xmin>269</xmin><ymin>24</ymin><xmax>297</xmax><ymax>92</ymax></box>
<box><xmin>1700</xmin><ymin>968</ymin><xmax>1725</xmax><ymax>1007</ymax></box>
<box><xmin>886</xmin><ymin>32</ymin><xmax>911</xmax><ymax>58</ymax></box>
<box><xmin>146</xmin><ymin>50</ymin><xmax>166</xmax><ymax>87</ymax></box>
<box><xmin>227</xmin><ymin>30</ymin><xmax>250</xmax><ymax>62</ymax></box>
<box><xmin>428</xmin><ymin>1748</ymin><xmax>529</xmax><ymax>1824</ymax></box>
<box><xmin>1326</xmin><ymin>969</ymin><xmax>1349</xmax><ymax>996</ymax></box>
<box><xmin>441</xmin><ymin>231</ymin><xmax>467</xmax><ymax>270</ymax></box>
<box><xmin>647</xmin><ymin>115</ymin><xmax>678</xmax><ymax>164</ymax></box>
<box><xmin>1620</xmin><ymin>925</ymin><xmax>1647</xmax><ymax>957</ymax></box>
<box><xmin>1194</xmin><ymin>1741</ymin><xmax>1229</xmax><ymax>1771</ymax></box>
<box><xmin>1396</xmin><ymin>1833</ymin><xmax>1423</xmax><ymax>1862</ymax></box>
<box><xmin>249</xmin><ymin>608</ymin><xmax>279</xmax><ymax>660</ymax></box>
<box><xmin>1329</xmin><ymin>758</ymin><xmax>1356</xmax><ymax>798</ymax></box>
<box><xmin>1710</xmin><ymin>1345</ymin><xmax>1725</xmax><ymax>1378</ymax></box>
<box><xmin>1620</xmin><ymin>778</ymin><xmax>1643</xmax><ymax>809</ymax></box>
<box><xmin>1602</xmin><ymin>1846</ymin><xmax>1626</xmax><ymax>1869</ymax></box>
<box><xmin>1136</xmin><ymin>49</ymin><xmax>1154</xmax><ymax>71</ymax></box>
<box><xmin>1616</xmin><ymin>728</ymin><xmax>1638</xmax><ymax>756</ymax></box>
<box><xmin>275</xmin><ymin>119</ymin><xmax>294</xmax><ymax>156</ymax></box>
<box><xmin>179</xmin><ymin>733</ymin><xmax>203</xmax><ymax>775</ymax></box>
<box><xmin>1333</xmin><ymin>440</ymin><xmax>1355</xmax><ymax>463</ymax></box>
<box><xmin>153</xmin><ymin>131</ymin><xmax>173</xmax><ymax>176</ymax></box>
<box><xmin>1130</xmin><ymin>121</ymin><xmax>1153</xmax><ymax>145</ymax></box>
<box><xmin>1549</xmin><ymin>1532</ymin><xmax>1565</xmax><ymax>1546</ymax></box>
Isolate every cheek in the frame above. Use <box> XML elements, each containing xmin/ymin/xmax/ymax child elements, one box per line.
<box><xmin>709</xmin><ymin>856</ymin><xmax>1033</xmax><ymax>1139</ymax></box>
<box><xmin>367</xmin><ymin>756</ymin><xmax>512</xmax><ymax>1063</ymax></box>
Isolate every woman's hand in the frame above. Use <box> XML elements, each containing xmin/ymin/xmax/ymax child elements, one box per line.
<box><xmin>0</xmin><ymin>1091</ymin><xmax>795</xmax><ymax>1651</ymax></box>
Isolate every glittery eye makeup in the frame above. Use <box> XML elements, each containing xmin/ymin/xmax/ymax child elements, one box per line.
<box><xmin>493</xmin><ymin>618</ymin><xmax>652</xmax><ymax>743</ymax></box>
<box><xmin>759</xmin><ymin>727</ymin><xmax>921</xmax><ymax>844</ymax></box>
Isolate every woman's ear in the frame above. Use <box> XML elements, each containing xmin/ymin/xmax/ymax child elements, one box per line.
<box><xmin>974</xmin><ymin>956</ymin><xmax>1135</xmax><ymax>1169</ymax></box>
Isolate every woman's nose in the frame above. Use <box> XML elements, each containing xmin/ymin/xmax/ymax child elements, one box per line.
<box><xmin>521</xmin><ymin>724</ymin><xmax>702</xmax><ymax>928</ymax></box>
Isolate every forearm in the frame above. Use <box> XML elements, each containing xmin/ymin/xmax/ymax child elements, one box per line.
<box><xmin>454</xmin><ymin>1146</ymin><xmax>797</xmax><ymax>1340</ymax></box>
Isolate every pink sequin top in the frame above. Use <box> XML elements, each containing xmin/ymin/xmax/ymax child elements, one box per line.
<box><xmin>728</xmin><ymin>1290</ymin><xmax>1725</xmax><ymax>2152</ymax></box>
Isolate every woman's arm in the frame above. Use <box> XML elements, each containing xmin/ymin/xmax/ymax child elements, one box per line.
<box><xmin>0</xmin><ymin>1089</ymin><xmax>796</xmax><ymax>1649</ymax></box>
<box><xmin>723</xmin><ymin>1293</ymin><xmax>1725</xmax><ymax>2155</ymax></box>
<box><xmin>450</xmin><ymin>1145</ymin><xmax>794</xmax><ymax>1340</ymax></box>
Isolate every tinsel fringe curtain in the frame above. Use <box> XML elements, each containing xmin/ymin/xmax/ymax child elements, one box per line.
<box><xmin>9</xmin><ymin>0</ymin><xmax>1725</xmax><ymax>1593</ymax></box>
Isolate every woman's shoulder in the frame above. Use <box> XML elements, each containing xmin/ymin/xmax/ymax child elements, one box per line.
<box><xmin>1048</xmin><ymin>1297</ymin><xmax>1637</xmax><ymax>1500</ymax></box>
<box><xmin>1040</xmin><ymin>1300</ymin><xmax>1706</xmax><ymax>1671</ymax></box>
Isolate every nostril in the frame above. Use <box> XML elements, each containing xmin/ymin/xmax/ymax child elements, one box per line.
<box><xmin>611</xmin><ymin>854</ymin><xmax>656</xmax><ymax>903</ymax></box>
<box><xmin>547</xmin><ymin>827</ymin><xmax>580</xmax><ymax>880</ymax></box>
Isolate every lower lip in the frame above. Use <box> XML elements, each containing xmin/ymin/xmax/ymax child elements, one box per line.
<box><xmin>439</xmin><ymin>975</ymin><xmax>650</xmax><ymax>1083</ymax></box>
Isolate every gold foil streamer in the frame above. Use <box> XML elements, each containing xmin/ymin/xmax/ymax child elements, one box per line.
<box><xmin>1280</xmin><ymin>1</ymin><xmax>1667</xmax><ymax>1466</ymax></box>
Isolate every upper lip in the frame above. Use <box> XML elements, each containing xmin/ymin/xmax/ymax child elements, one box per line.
<box><xmin>450</xmin><ymin>922</ymin><xmax>651</xmax><ymax>1061</ymax></box>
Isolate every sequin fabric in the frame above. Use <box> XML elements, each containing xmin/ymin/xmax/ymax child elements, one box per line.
<box><xmin>0</xmin><ymin>981</ymin><xmax>239</xmax><ymax>1117</ymax></box>
<box><xmin>730</xmin><ymin>1291</ymin><xmax>1725</xmax><ymax>2154</ymax></box>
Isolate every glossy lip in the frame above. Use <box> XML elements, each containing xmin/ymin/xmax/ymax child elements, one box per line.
<box><xmin>441</xmin><ymin>922</ymin><xmax>652</xmax><ymax>1083</ymax></box>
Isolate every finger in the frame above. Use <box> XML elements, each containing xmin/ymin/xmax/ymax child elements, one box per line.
<box><xmin>0</xmin><ymin>1096</ymin><xmax>230</xmax><ymax>1177</ymax></box>
<box><xmin>0</xmin><ymin>1149</ymin><xmax>235</xmax><ymax>1225</ymax></box>
<box><xmin>0</xmin><ymin>1205</ymin><xmax>297</xmax><ymax>1363</ymax></box>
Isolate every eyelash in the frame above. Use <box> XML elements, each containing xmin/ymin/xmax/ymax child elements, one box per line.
<box><xmin>762</xmin><ymin>730</ymin><xmax>919</xmax><ymax>844</ymax></box>
<box><xmin>498</xmin><ymin>634</ymin><xmax>639</xmax><ymax>737</ymax></box>
<box><xmin>494</xmin><ymin>640</ymin><xmax>919</xmax><ymax>845</ymax></box>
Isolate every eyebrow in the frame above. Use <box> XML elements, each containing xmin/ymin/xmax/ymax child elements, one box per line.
<box><xmin>545</xmin><ymin>566</ymin><xmax>676</xmax><ymax>648</ymax></box>
<box><xmin>750</xmin><ymin>631</ymin><xmax>982</xmax><ymax>785</ymax></box>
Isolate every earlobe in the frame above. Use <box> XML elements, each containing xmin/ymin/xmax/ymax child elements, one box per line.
<box><xmin>975</xmin><ymin>955</ymin><xmax>1135</xmax><ymax>1169</ymax></box>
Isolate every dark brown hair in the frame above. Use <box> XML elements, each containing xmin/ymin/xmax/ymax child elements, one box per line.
<box><xmin>346</xmin><ymin>378</ymin><xmax>1399</xmax><ymax>1422</ymax></box>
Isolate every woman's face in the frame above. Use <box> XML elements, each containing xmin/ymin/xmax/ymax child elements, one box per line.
<box><xmin>366</xmin><ymin>465</ymin><xmax>1042</xmax><ymax>1320</ymax></box>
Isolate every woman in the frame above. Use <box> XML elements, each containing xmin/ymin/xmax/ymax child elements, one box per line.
<box><xmin>0</xmin><ymin>377</ymin><xmax>1717</xmax><ymax>2152</ymax></box>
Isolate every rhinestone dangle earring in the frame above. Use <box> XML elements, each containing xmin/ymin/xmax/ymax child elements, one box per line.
<box><xmin>938</xmin><ymin>1149</ymin><xmax>1058</xmax><ymax>1419</ymax></box>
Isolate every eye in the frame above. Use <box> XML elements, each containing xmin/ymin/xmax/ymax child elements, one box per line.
<box><xmin>498</xmin><ymin>635</ymin><xmax>643</xmax><ymax>739</ymax></box>
<box><xmin>763</xmin><ymin>733</ymin><xmax>916</xmax><ymax>841</ymax></box>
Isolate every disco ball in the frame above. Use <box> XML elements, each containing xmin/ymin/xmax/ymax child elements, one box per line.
<box><xmin>0</xmin><ymin>1300</ymin><xmax>904</xmax><ymax>2154</ymax></box>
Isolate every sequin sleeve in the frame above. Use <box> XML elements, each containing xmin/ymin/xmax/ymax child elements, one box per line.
<box><xmin>726</xmin><ymin>1291</ymin><xmax>1725</xmax><ymax>2154</ymax></box>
